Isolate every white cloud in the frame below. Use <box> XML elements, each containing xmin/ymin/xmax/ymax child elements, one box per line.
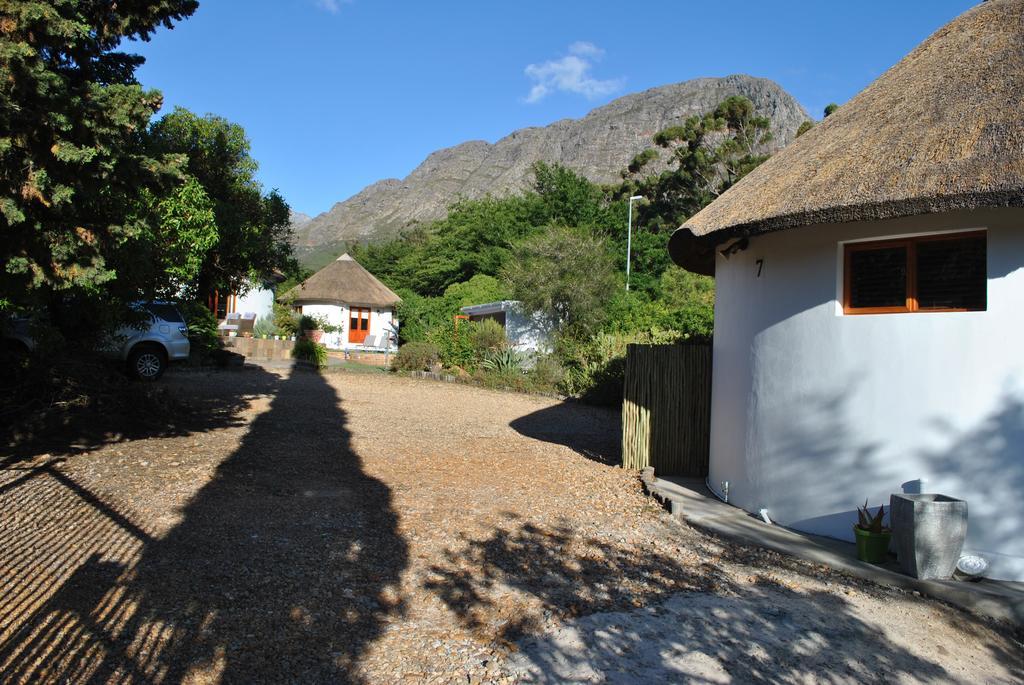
<box><xmin>524</xmin><ymin>43</ymin><xmax>624</xmax><ymax>104</ymax></box>
<box><xmin>315</xmin><ymin>0</ymin><xmax>350</xmax><ymax>14</ymax></box>
<box><xmin>568</xmin><ymin>41</ymin><xmax>603</xmax><ymax>58</ymax></box>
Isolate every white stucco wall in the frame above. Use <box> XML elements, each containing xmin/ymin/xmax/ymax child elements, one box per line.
<box><xmin>708</xmin><ymin>208</ymin><xmax>1024</xmax><ymax>580</ymax></box>
<box><xmin>506</xmin><ymin>308</ymin><xmax>552</xmax><ymax>353</ymax></box>
<box><xmin>297</xmin><ymin>302</ymin><xmax>396</xmax><ymax>351</ymax></box>
<box><xmin>462</xmin><ymin>301</ymin><xmax>552</xmax><ymax>353</ymax></box>
<box><xmin>233</xmin><ymin>287</ymin><xmax>275</xmax><ymax>323</ymax></box>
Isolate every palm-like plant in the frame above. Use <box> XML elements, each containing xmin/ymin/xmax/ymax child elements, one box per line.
<box><xmin>856</xmin><ymin>500</ymin><xmax>890</xmax><ymax>534</ymax></box>
<box><xmin>481</xmin><ymin>348</ymin><xmax>525</xmax><ymax>374</ymax></box>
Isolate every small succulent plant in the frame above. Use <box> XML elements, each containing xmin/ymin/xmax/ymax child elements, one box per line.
<box><xmin>856</xmin><ymin>500</ymin><xmax>891</xmax><ymax>534</ymax></box>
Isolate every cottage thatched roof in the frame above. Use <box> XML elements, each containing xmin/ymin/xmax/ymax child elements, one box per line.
<box><xmin>669</xmin><ymin>0</ymin><xmax>1024</xmax><ymax>275</ymax></box>
<box><xmin>282</xmin><ymin>254</ymin><xmax>401</xmax><ymax>307</ymax></box>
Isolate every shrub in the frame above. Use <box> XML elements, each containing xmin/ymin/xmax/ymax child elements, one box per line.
<box><xmin>393</xmin><ymin>341</ymin><xmax>440</xmax><ymax>372</ymax></box>
<box><xmin>427</xmin><ymin>318</ymin><xmax>475</xmax><ymax>370</ymax></box>
<box><xmin>557</xmin><ymin>332</ymin><xmax>634</xmax><ymax>405</ymax></box>
<box><xmin>481</xmin><ymin>347</ymin><xmax>524</xmax><ymax>374</ymax></box>
<box><xmin>298</xmin><ymin>314</ymin><xmax>331</xmax><ymax>332</ymax></box>
<box><xmin>394</xmin><ymin>289</ymin><xmax>448</xmax><ymax>345</ymax></box>
<box><xmin>527</xmin><ymin>353</ymin><xmax>564</xmax><ymax>391</ymax></box>
<box><xmin>469</xmin><ymin>318</ymin><xmax>507</xmax><ymax>357</ymax></box>
<box><xmin>273</xmin><ymin>303</ymin><xmax>299</xmax><ymax>337</ymax></box>
<box><xmin>292</xmin><ymin>338</ymin><xmax>327</xmax><ymax>368</ymax></box>
<box><xmin>179</xmin><ymin>301</ymin><xmax>219</xmax><ymax>353</ymax></box>
<box><xmin>253</xmin><ymin>316</ymin><xmax>275</xmax><ymax>338</ymax></box>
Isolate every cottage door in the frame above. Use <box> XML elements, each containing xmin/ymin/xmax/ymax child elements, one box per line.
<box><xmin>348</xmin><ymin>307</ymin><xmax>370</xmax><ymax>343</ymax></box>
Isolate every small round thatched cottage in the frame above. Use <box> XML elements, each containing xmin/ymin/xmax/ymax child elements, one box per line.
<box><xmin>283</xmin><ymin>254</ymin><xmax>401</xmax><ymax>351</ymax></box>
<box><xmin>668</xmin><ymin>0</ymin><xmax>1024</xmax><ymax>580</ymax></box>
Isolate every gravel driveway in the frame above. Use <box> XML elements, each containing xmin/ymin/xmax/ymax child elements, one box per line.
<box><xmin>0</xmin><ymin>365</ymin><xmax>1020</xmax><ymax>683</ymax></box>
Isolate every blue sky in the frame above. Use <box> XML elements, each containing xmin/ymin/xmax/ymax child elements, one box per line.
<box><xmin>131</xmin><ymin>0</ymin><xmax>975</xmax><ymax>217</ymax></box>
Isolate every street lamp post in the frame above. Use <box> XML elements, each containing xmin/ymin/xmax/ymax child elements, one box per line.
<box><xmin>626</xmin><ymin>195</ymin><xmax>643</xmax><ymax>291</ymax></box>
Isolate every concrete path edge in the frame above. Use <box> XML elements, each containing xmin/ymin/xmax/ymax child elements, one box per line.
<box><xmin>640</xmin><ymin>468</ymin><xmax>1024</xmax><ymax>629</ymax></box>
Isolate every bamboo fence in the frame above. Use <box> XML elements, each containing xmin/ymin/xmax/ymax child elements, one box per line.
<box><xmin>621</xmin><ymin>343</ymin><xmax>712</xmax><ymax>476</ymax></box>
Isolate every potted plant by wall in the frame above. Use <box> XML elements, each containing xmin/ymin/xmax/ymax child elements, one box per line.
<box><xmin>854</xmin><ymin>501</ymin><xmax>892</xmax><ymax>564</ymax></box>
<box><xmin>890</xmin><ymin>493</ymin><xmax>967</xmax><ymax>579</ymax></box>
<box><xmin>300</xmin><ymin>315</ymin><xmax>325</xmax><ymax>343</ymax></box>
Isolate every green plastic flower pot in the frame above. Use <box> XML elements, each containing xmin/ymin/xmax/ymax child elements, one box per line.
<box><xmin>854</xmin><ymin>526</ymin><xmax>892</xmax><ymax>564</ymax></box>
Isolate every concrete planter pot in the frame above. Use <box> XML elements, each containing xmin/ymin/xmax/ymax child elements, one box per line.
<box><xmin>853</xmin><ymin>527</ymin><xmax>893</xmax><ymax>564</ymax></box>
<box><xmin>890</xmin><ymin>494</ymin><xmax>967</xmax><ymax>580</ymax></box>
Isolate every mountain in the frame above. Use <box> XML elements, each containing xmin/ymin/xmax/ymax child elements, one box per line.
<box><xmin>294</xmin><ymin>75</ymin><xmax>811</xmax><ymax>259</ymax></box>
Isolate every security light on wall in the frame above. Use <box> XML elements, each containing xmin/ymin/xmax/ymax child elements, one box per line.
<box><xmin>719</xmin><ymin>237</ymin><xmax>749</xmax><ymax>259</ymax></box>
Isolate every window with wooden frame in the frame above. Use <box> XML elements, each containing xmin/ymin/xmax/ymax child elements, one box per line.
<box><xmin>843</xmin><ymin>231</ymin><xmax>986</xmax><ymax>315</ymax></box>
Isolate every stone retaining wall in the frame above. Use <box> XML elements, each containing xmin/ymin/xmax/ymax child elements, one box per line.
<box><xmin>220</xmin><ymin>336</ymin><xmax>295</xmax><ymax>361</ymax></box>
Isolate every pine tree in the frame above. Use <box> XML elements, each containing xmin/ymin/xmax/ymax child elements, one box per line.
<box><xmin>0</xmin><ymin>0</ymin><xmax>198</xmax><ymax>312</ymax></box>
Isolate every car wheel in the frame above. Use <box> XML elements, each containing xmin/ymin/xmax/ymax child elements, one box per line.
<box><xmin>3</xmin><ymin>339</ymin><xmax>30</xmax><ymax>358</ymax></box>
<box><xmin>128</xmin><ymin>345</ymin><xmax>166</xmax><ymax>381</ymax></box>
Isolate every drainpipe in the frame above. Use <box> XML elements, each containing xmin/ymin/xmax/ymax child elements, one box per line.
<box><xmin>706</xmin><ymin>477</ymin><xmax>729</xmax><ymax>504</ymax></box>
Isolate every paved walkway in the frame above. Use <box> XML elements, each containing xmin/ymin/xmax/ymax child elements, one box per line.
<box><xmin>648</xmin><ymin>474</ymin><xmax>1024</xmax><ymax>627</ymax></box>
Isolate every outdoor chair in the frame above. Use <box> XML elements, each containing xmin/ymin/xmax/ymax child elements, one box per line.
<box><xmin>235</xmin><ymin>314</ymin><xmax>256</xmax><ymax>338</ymax></box>
<box><xmin>358</xmin><ymin>334</ymin><xmax>381</xmax><ymax>350</ymax></box>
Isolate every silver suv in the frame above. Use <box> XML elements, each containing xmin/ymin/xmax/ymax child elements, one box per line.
<box><xmin>107</xmin><ymin>302</ymin><xmax>191</xmax><ymax>381</ymax></box>
<box><xmin>4</xmin><ymin>302</ymin><xmax>190</xmax><ymax>381</ymax></box>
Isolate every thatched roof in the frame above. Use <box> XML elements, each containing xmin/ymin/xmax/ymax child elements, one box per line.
<box><xmin>282</xmin><ymin>254</ymin><xmax>401</xmax><ymax>307</ymax></box>
<box><xmin>669</xmin><ymin>0</ymin><xmax>1024</xmax><ymax>275</ymax></box>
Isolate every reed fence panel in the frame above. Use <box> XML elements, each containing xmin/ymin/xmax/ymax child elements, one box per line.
<box><xmin>621</xmin><ymin>343</ymin><xmax>712</xmax><ymax>476</ymax></box>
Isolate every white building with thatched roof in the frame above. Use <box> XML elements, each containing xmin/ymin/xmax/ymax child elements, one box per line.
<box><xmin>668</xmin><ymin>0</ymin><xmax>1024</xmax><ymax>580</ymax></box>
<box><xmin>282</xmin><ymin>254</ymin><xmax>401</xmax><ymax>351</ymax></box>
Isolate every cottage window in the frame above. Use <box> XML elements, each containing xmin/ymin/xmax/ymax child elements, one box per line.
<box><xmin>843</xmin><ymin>232</ymin><xmax>986</xmax><ymax>314</ymax></box>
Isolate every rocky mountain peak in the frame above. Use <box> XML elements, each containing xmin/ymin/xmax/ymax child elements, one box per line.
<box><xmin>294</xmin><ymin>75</ymin><xmax>810</xmax><ymax>259</ymax></box>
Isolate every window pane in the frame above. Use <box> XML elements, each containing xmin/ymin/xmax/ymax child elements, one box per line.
<box><xmin>916</xmin><ymin>236</ymin><xmax>986</xmax><ymax>310</ymax></box>
<box><xmin>147</xmin><ymin>303</ymin><xmax>184</xmax><ymax>323</ymax></box>
<box><xmin>849</xmin><ymin>246</ymin><xmax>907</xmax><ymax>309</ymax></box>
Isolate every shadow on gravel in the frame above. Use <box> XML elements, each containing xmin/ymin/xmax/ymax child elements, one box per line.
<box><xmin>0</xmin><ymin>366</ymin><xmax>408</xmax><ymax>684</ymax></box>
<box><xmin>509</xmin><ymin>402</ymin><xmax>621</xmax><ymax>466</ymax></box>
<box><xmin>1</xmin><ymin>364</ymin><xmax>275</xmax><ymax>466</ymax></box>
<box><xmin>425</xmin><ymin>515</ymin><xmax>956</xmax><ymax>683</ymax></box>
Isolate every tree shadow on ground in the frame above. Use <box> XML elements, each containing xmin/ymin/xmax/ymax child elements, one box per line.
<box><xmin>424</xmin><ymin>514</ymin><xmax>962</xmax><ymax>683</ymax></box>
<box><xmin>1</xmin><ymin>363</ymin><xmax>274</xmax><ymax>466</ymax></box>
<box><xmin>0</xmin><ymin>366</ymin><xmax>407</xmax><ymax>683</ymax></box>
<box><xmin>509</xmin><ymin>402</ymin><xmax>621</xmax><ymax>466</ymax></box>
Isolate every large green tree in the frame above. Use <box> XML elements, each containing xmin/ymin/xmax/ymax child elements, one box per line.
<box><xmin>351</xmin><ymin>162</ymin><xmax>616</xmax><ymax>298</ymax></box>
<box><xmin>0</xmin><ymin>0</ymin><xmax>198</xmax><ymax>313</ymax></box>
<box><xmin>621</xmin><ymin>95</ymin><xmax>773</xmax><ymax>232</ymax></box>
<box><xmin>147</xmin><ymin>108</ymin><xmax>297</xmax><ymax>299</ymax></box>
<box><xmin>502</xmin><ymin>224</ymin><xmax>618</xmax><ymax>340</ymax></box>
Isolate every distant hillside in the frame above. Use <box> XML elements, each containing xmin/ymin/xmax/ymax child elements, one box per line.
<box><xmin>294</xmin><ymin>75</ymin><xmax>810</xmax><ymax>262</ymax></box>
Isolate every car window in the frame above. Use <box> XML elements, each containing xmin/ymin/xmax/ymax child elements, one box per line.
<box><xmin>145</xmin><ymin>303</ymin><xmax>184</xmax><ymax>323</ymax></box>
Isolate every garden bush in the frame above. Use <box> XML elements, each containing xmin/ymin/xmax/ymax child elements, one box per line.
<box><xmin>298</xmin><ymin>314</ymin><xmax>332</xmax><ymax>333</ymax></box>
<box><xmin>527</xmin><ymin>353</ymin><xmax>564</xmax><ymax>391</ymax></box>
<box><xmin>392</xmin><ymin>341</ymin><xmax>440</xmax><ymax>372</ymax></box>
<box><xmin>469</xmin><ymin>318</ymin><xmax>507</xmax><ymax>357</ymax></box>
<box><xmin>481</xmin><ymin>347</ymin><xmax>524</xmax><ymax>374</ymax></box>
<box><xmin>292</xmin><ymin>338</ymin><xmax>327</xmax><ymax>368</ymax></box>
<box><xmin>179</xmin><ymin>301</ymin><xmax>219</xmax><ymax>353</ymax></box>
<box><xmin>253</xmin><ymin>316</ymin><xmax>275</xmax><ymax>338</ymax></box>
<box><xmin>427</xmin><ymin>319</ymin><xmax>474</xmax><ymax>370</ymax></box>
<box><xmin>273</xmin><ymin>303</ymin><xmax>299</xmax><ymax>337</ymax></box>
